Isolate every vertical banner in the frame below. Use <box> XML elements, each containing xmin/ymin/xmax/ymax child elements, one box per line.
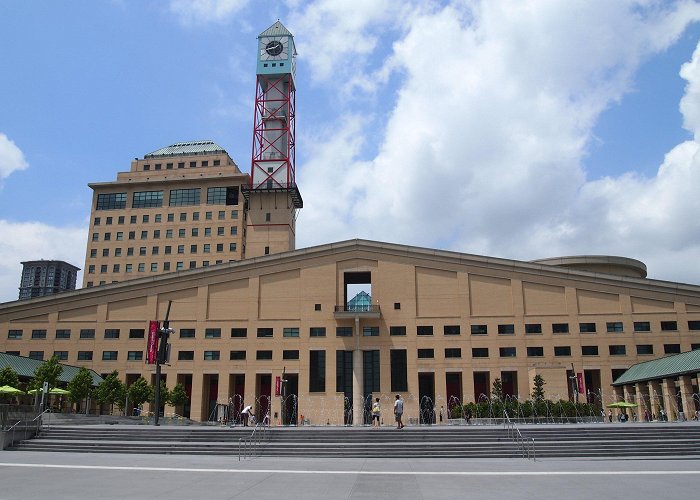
<box><xmin>577</xmin><ymin>372</ymin><xmax>585</xmax><ymax>394</ymax></box>
<box><xmin>275</xmin><ymin>376</ymin><xmax>281</xmax><ymax>397</ymax></box>
<box><xmin>147</xmin><ymin>321</ymin><xmax>160</xmax><ymax>364</ymax></box>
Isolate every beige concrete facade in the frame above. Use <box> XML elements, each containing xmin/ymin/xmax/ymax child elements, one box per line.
<box><xmin>4</xmin><ymin>240</ymin><xmax>700</xmax><ymax>424</ymax></box>
<box><xmin>83</xmin><ymin>145</ymin><xmax>249</xmax><ymax>288</ymax></box>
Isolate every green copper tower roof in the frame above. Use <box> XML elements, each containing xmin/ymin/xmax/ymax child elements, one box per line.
<box><xmin>259</xmin><ymin>20</ymin><xmax>292</xmax><ymax>38</ymax></box>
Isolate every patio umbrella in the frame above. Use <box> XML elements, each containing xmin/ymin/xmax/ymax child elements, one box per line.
<box><xmin>27</xmin><ymin>387</ymin><xmax>71</xmax><ymax>395</ymax></box>
<box><xmin>0</xmin><ymin>385</ymin><xmax>24</xmax><ymax>395</ymax></box>
<box><xmin>606</xmin><ymin>401</ymin><xmax>638</xmax><ymax>408</ymax></box>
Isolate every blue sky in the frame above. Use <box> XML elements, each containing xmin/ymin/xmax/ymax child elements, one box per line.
<box><xmin>2</xmin><ymin>0</ymin><xmax>700</xmax><ymax>303</ymax></box>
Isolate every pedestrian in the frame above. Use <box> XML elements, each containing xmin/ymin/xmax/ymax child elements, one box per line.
<box><xmin>439</xmin><ymin>406</ymin><xmax>444</xmax><ymax>424</ymax></box>
<box><xmin>465</xmin><ymin>406</ymin><xmax>472</xmax><ymax>425</ymax></box>
<box><xmin>394</xmin><ymin>394</ymin><xmax>404</xmax><ymax>429</ymax></box>
<box><xmin>644</xmin><ymin>409</ymin><xmax>650</xmax><ymax>422</ymax></box>
<box><xmin>372</xmin><ymin>398</ymin><xmax>381</xmax><ymax>428</ymax></box>
<box><xmin>241</xmin><ymin>405</ymin><xmax>254</xmax><ymax>427</ymax></box>
<box><xmin>608</xmin><ymin>409</ymin><xmax>613</xmax><ymax>422</ymax></box>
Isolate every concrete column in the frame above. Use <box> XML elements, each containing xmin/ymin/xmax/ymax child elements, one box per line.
<box><xmin>352</xmin><ymin>315</ymin><xmax>363</xmax><ymax>426</ymax></box>
<box><xmin>189</xmin><ymin>371</ymin><xmax>205</xmax><ymax>422</ymax></box>
<box><xmin>648</xmin><ymin>380</ymin><xmax>662</xmax><ymax>419</ymax></box>
<box><xmin>679</xmin><ymin>375</ymin><xmax>694</xmax><ymax>421</ymax></box>
<box><xmin>218</xmin><ymin>372</ymin><xmax>231</xmax><ymax>424</ymax></box>
<box><xmin>634</xmin><ymin>382</ymin><xmax>646</xmax><ymax>420</ymax></box>
<box><xmin>661</xmin><ymin>377</ymin><xmax>676</xmax><ymax>421</ymax></box>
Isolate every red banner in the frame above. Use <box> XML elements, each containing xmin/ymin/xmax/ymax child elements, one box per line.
<box><xmin>275</xmin><ymin>376</ymin><xmax>281</xmax><ymax>397</ymax></box>
<box><xmin>577</xmin><ymin>372</ymin><xmax>585</xmax><ymax>394</ymax></box>
<box><xmin>147</xmin><ymin>321</ymin><xmax>159</xmax><ymax>364</ymax></box>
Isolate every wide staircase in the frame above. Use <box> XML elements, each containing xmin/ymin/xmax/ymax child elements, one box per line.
<box><xmin>9</xmin><ymin>422</ymin><xmax>700</xmax><ymax>458</ymax></box>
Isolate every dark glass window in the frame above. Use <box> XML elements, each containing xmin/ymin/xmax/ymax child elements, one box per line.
<box><xmin>180</xmin><ymin>329</ymin><xmax>196</xmax><ymax>338</ymax></box>
<box><xmin>283</xmin><ymin>327</ymin><xmax>300</xmax><ymax>338</ymax></box>
<box><xmin>7</xmin><ymin>330</ymin><xmax>22</xmax><ymax>339</ymax></box>
<box><xmin>472</xmin><ymin>347</ymin><xmax>489</xmax><ymax>358</ymax></box>
<box><xmin>127</xmin><ymin>351</ymin><xmax>143</xmax><ymax>361</ymax></box>
<box><xmin>169</xmin><ymin>188</ymin><xmax>201</xmax><ymax>206</ymax></box>
<box><xmin>390</xmin><ymin>350</ymin><xmax>408</xmax><ymax>392</ymax></box>
<box><xmin>129</xmin><ymin>329</ymin><xmax>145</xmax><ymax>339</ymax></box>
<box><xmin>636</xmin><ymin>344</ymin><xmax>654</xmax><ymax>355</ymax></box>
<box><xmin>310</xmin><ymin>327</ymin><xmax>326</xmax><ymax>337</ymax></box>
<box><xmin>606</xmin><ymin>322</ymin><xmax>624</xmax><ymax>333</ymax></box>
<box><xmin>581</xmin><ymin>345</ymin><xmax>599</xmax><ymax>356</ymax></box>
<box><xmin>256</xmin><ymin>350</ymin><xmax>273</xmax><ymax>360</ymax></box>
<box><xmin>498</xmin><ymin>324</ymin><xmax>514</xmax><ymax>335</ymax></box>
<box><xmin>363</xmin><ymin>326</ymin><xmax>379</xmax><ymax>337</ymax></box>
<box><xmin>417</xmin><ymin>325</ymin><xmax>433</xmax><ymax>336</ymax></box>
<box><xmin>527</xmin><ymin>346</ymin><xmax>544</xmax><ymax>357</ymax></box>
<box><xmin>204</xmin><ymin>351</ymin><xmax>220</xmax><ymax>361</ymax></box>
<box><xmin>56</xmin><ymin>329</ymin><xmax>71</xmax><ymax>339</ymax></box>
<box><xmin>417</xmin><ymin>348</ymin><xmax>434</xmax><ymax>359</ymax></box>
<box><xmin>257</xmin><ymin>328</ymin><xmax>273</xmax><ymax>338</ymax></box>
<box><xmin>634</xmin><ymin>322</ymin><xmax>651</xmax><ymax>332</ymax></box>
<box><xmin>283</xmin><ymin>350</ymin><xmax>299</xmax><ymax>360</ymax></box>
<box><xmin>77</xmin><ymin>351</ymin><xmax>93</xmax><ymax>361</ymax></box>
<box><xmin>207</xmin><ymin>186</ymin><xmax>239</xmax><ymax>205</ymax></box>
<box><xmin>444</xmin><ymin>325</ymin><xmax>460</xmax><ymax>335</ymax></box>
<box><xmin>471</xmin><ymin>325</ymin><xmax>488</xmax><ymax>335</ymax></box>
<box><xmin>230</xmin><ymin>351</ymin><xmax>246</xmax><ymax>360</ymax></box>
<box><xmin>525</xmin><ymin>324</ymin><xmax>542</xmax><ymax>334</ymax></box>
<box><xmin>80</xmin><ymin>329</ymin><xmax>95</xmax><ymax>339</ymax></box>
<box><xmin>445</xmin><ymin>348</ymin><xmax>462</xmax><ymax>358</ymax></box>
<box><xmin>104</xmin><ymin>329</ymin><xmax>120</xmax><ymax>339</ymax></box>
<box><xmin>178</xmin><ymin>351</ymin><xmax>194</xmax><ymax>361</ymax></box>
<box><xmin>664</xmin><ymin>343</ymin><xmax>681</xmax><ymax>354</ymax></box>
<box><xmin>102</xmin><ymin>351</ymin><xmax>118</xmax><ymax>361</ymax></box>
<box><xmin>688</xmin><ymin>321</ymin><xmax>700</xmax><ymax>331</ymax></box>
<box><xmin>96</xmin><ymin>193</ymin><xmax>127</xmax><ymax>210</ymax></box>
<box><xmin>499</xmin><ymin>347</ymin><xmax>517</xmax><ymax>357</ymax></box>
<box><xmin>579</xmin><ymin>323</ymin><xmax>597</xmax><ymax>333</ymax></box>
<box><xmin>552</xmin><ymin>323</ymin><xmax>569</xmax><ymax>334</ymax></box>
<box><xmin>132</xmin><ymin>191</ymin><xmax>163</xmax><ymax>208</ymax></box>
<box><xmin>336</xmin><ymin>327</ymin><xmax>353</xmax><ymax>337</ymax></box>
<box><xmin>660</xmin><ymin>321</ymin><xmax>678</xmax><ymax>331</ymax></box>
<box><xmin>31</xmin><ymin>329</ymin><xmax>47</xmax><ymax>339</ymax></box>
<box><xmin>609</xmin><ymin>345</ymin><xmax>626</xmax><ymax>356</ymax></box>
<box><xmin>53</xmin><ymin>351</ymin><xmax>68</xmax><ymax>361</ymax></box>
<box><xmin>205</xmin><ymin>328</ymin><xmax>221</xmax><ymax>338</ymax></box>
<box><xmin>310</xmin><ymin>350</ymin><xmax>326</xmax><ymax>392</ymax></box>
<box><xmin>389</xmin><ymin>326</ymin><xmax>406</xmax><ymax>336</ymax></box>
<box><xmin>231</xmin><ymin>328</ymin><xmax>247</xmax><ymax>338</ymax></box>
<box><xmin>554</xmin><ymin>346</ymin><xmax>571</xmax><ymax>356</ymax></box>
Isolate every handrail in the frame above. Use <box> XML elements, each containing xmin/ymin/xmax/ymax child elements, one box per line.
<box><xmin>3</xmin><ymin>408</ymin><xmax>49</xmax><ymax>450</ymax></box>
<box><xmin>238</xmin><ymin>413</ymin><xmax>271</xmax><ymax>461</ymax></box>
<box><xmin>503</xmin><ymin>410</ymin><xmax>536</xmax><ymax>461</ymax></box>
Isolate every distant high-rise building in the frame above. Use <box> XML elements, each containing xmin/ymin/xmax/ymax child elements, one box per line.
<box><xmin>19</xmin><ymin>260</ymin><xmax>79</xmax><ymax>300</ymax></box>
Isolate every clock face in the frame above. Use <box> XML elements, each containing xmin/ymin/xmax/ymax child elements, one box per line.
<box><xmin>260</xmin><ymin>37</ymin><xmax>288</xmax><ymax>61</ymax></box>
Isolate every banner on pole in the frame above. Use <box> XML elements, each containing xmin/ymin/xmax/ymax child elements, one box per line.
<box><xmin>577</xmin><ymin>372</ymin><xmax>585</xmax><ymax>394</ymax></box>
<box><xmin>275</xmin><ymin>376</ymin><xmax>281</xmax><ymax>397</ymax></box>
<box><xmin>147</xmin><ymin>321</ymin><xmax>159</xmax><ymax>364</ymax></box>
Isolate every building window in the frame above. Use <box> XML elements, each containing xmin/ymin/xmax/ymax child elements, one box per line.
<box><xmin>417</xmin><ymin>325</ymin><xmax>433</xmax><ymax>336</ymax></box>
<box><xmin>314</xmin><ymin>303</ymin><xmax>321</xmax><ymax>311</ymax></box>
<box><xmin>207</xmin><ymin>186</ymin><xmax>239</xmax><ymax>205</ymax></box>
<box><xmin>77</xmin><ymin>351</ymin><xmax>93</xmax><ymax>361</ymax></box>
<box><xmin>579</xmin><ymin>323</ymin><xmax>597</xmax><ymax>333</ymax></box>
<box><xmin>127</xmin><ymin>351</ymin><xmax>143</xmax><ymax>361</ymax></box>
<box><xmin>363</xmin><ymin>326</ymin><xmax>379</xmax><ymax>337</ymax></box>
<box><xmin>525</xmin><ymin>324</ymin><xmax>542</xmax><ymax>334</ymax></box>
<box><xmin>471</xmin><ymin>325</ymin><xmax>488</xmax><ymax>335</ymax></box>
<box><xmin>499</xmin><ymin>347</ymin><xmax>517</xmax><ymax>357</ymax></box>
<box><xmin>389</xmin><ymin>326</ymin><xmax>406</xmax><ymax>336</ymax></box>
<box><xmin>116</xmin><ymin>232</ymin><xmax>123</xmax><ymax>241</ymax></box>
<box><xmin>180</xmin><ymin>329</ymin><xmax>196</xmax><ymax>338</ymax></box>
<box><xmin>444</xmin><ymin>325</ymin><xmax>460</xmax><ymax>335</ymax></box>
<box><xmin>163</xmin><ymin>262</ymin><xmax>170</xmax><ymax>271</ymax></box>
<box><xmin>80</xmin><ymin>329</ymin><xmax>95</xmax><ymax>339</ymax></box>
<box><xmin>660</xmin><ymin>321</ymin><xmax>678</xmax><ymax>331</ymax></box>
<box><xmin>129</xmin><ymin>329</ymin><xmax>145</xmax><ymax>339</ymax></box>
<box><xmin>179</xmin><ymin>213</ymin><xmax>187</xmax><ymax>222</ymax></box>
<box><xmin>138</xmin><ymin>263</ymin><xmax>145</xmax><ymax>272</ymax></box>
<box><xmin>176</xmin><ymin>262</ymin><xmax>184</xmax><ymax>270</ymax></box>
<box><xmin>554</xmin><ymin>346</ymin><xmax>571</xmax><ymax>357</ymax></box>
<box><xmin>606</xmin><ymin>322</ymin><xmax>624</xmax><ymax>333</ymax></box>
<box><xmin>205</xmin><ymin>328</ymin><xmax>221</xmax><ymax>338</ymax></box>
<box><xmin>229</xmin><ymin>243</ymin><xmax>237</xmax><ymax>252</ymax></box>
<box><xmin>150</xmin><ymin>263</ymin><xmax>158</xmax><ymax>272</ymax></box>
<box><xmin>56</xmin><ymin>329</ymin><xmax>71</xmax><ymax>339</ymax></box>
<box><xmin>581</xmin><ymin>345</ymin><xmax>599</xmax><ymax>356</ymax></box>
<box><xmin>664</xmin><ymin>343</ymin><xmax>681</xmax><ymax>354</ymax></box>
<box><xmin>309</xmin><ymin>350</ymin><xmax>326</xmax><ymax>392</ymax></box>
<box><xmin>102</xmin><ymin>351</ymin><xmax>118</xmax><ymax>361</ymax></box>
<box><xmin>498</xmin><ymin>324</ymin><xmax>515</xmax><ymax>335</ymax></box>
<box><xmin>7</xmin><ymin>330</ymin><xmax>22</xmax><ymax>339</ymax></box>
<box><xmin>552</xmin><ymin>323</ymin><xmax>569</xmax><ymax>334</ymax></box>
<box><xmin>104</xmin><ymin>329</ymin><xmax>120</xmax><ymax>339</ymax></box>
<box><xmin>132</xmin><ymin>191</ymin><xmax>163</xmax><ymax>208</ymax></box>
<box><xmin>204</xmin><ymin>351</ymin><xmax>220</xmax><ymax>361</ymax></box>
<box><xmin>636</xmin><ymin>344</ymin><xmax>654</xmax><ymax>355</ymax></box>
<box><xmin>169</xmin><ymin>188</ymin><xmax>201</xmax><ymax>206</ymax></box>
<box><xmin>472</xmin><ymin>347</ymin><xmax>489</xmax><ymax>358</ymax></box>
<box><xmin>445</xmin><ymin>348</ymin><xmax>461</xmax><ymax>358</ymax></box>
<box><xmin>417</xmin><ymin>348</ymin><xmax>434</xmax><ymax>359</ymax></box>
<box><xmin>336</xmin><ymin>327</ymin><xmax>353</xmax><ymax>337</ymax></box>
<box><xmin>390</xmin><ymin>350</ymin><xmax>408</xmax><ymax>392</ymax></box>
<box><xmin>96</xmin><ymin>193</ymin><xmax>126</xmax><ymax>210</ymax></box>
<box><xmin>256</xmin><ymin>350</ymin><xmax>273</xmax><ymax>360</ymax></box>
<box><xmin>31</xmin><ymin>329</ymin><xmax>47</xmax><ymax>339</ymax></box>
<box><xmin>257</xmin><ymin>328</ymin><xmax>273</xmax><ymax>338</ymax></box>
<box><xmin>53</xmin><ymin>351</ymin><xmax>68</xmax><ymax>361</ymax></box>
<box><xmin>609</xmin><ymin>345</ymin><xmax>626</xmax><ymax>356</ymax></box>
<box><xmin>178</xmin><ymin>351</ymin><xmax>194</xmax><ymax>361</ymax></box>
<box><xmin>527</xmin><ymin>346</ymin><xmax>544</xmax><ymax>357</ymax></box>
<box><xmin>230</xmin><ymin>350</ymin><xmax>246</xmax><ymax>360</ymax></box>
<box><xmin>688</xmin><ymin>320</ymin><xmax>700</xmax><ymax>331</ymax></box>
<box><xmin>283</xmin><ymin>350</ymin><xmax>300</xmax><ymax>360</ymax></box>
<box><xmin>231</xmin><ymin>328</ymin><xmax>247</xmax><ymax>338</ymax></box>
<box><xmin>283</xmin><ymin>327</ymin><xmax>300</xmax><ymax>338</ymax></box>
<box><xmin>125</xmin><ymin>264</ymin><xmax>132</xmax><ymax>272</ymax></box>
<box><xmin>310</xmin><ymin>327</ymin><xmax>326</xmax><ymax>337</ymax></box>
<box><xmin>634</xmin><ymin>321</ymin><xmax>651</xmax><ymax>332</ymax></box>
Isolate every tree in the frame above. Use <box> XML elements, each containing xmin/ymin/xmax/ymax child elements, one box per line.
<box><xmin>127</xmin><ymin>377</ymin><xmax>151</xmax><ymax>413</ymax></box>
<box><xmin>169</xmin><ymin>383</ymin><xmax>189</xmax><ymax>410</ymax></box>
<box><xmin>29</xmin><ymin>355</ymin><xmax>63</xmax><ymax>392</ymax></box>
<box><xmin>149</xmin><ymin>380</ymin><xmax>170</xmax><ymax>405</ymax></box>
<box><xmin>95</xmin><ymin>371</ymin><xmax>125</xmax><ymax>414</ymax></box>
<box><xmin>67</xmin><ymin>367</ymin><xmax>94</xmax><ymax>412</ymax></box>
<box><xmin>0</xmin><ymin>366</ymin><xmax>20</xmax><ymax>388</ymax></box>
<box><xmin>491</xmin><ymin>377</ymin><xmax>503</xmax><ymax>401</ymax></box>
<box><xmin>531</xmin><ymin>374</ymin><xmax>546</xmax><ymax>401</ymax></box>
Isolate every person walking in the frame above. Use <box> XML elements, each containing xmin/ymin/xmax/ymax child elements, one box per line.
<box><xmin>394</xmin><ymin>394</ymin><xmax>404</xmax><ymax>429</ymax></box>
<box><xmin>241</xmin><ymin>405</ymin><xmax>254</xmax><ymax>427</ymax></box>
<box><xmin>372</xmin><ymin>398</ymin><xmax>381</xmax><ymax>428</ymax></box>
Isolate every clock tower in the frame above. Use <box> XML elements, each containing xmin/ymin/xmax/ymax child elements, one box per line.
<box><xmin>243</xmin><ymin>21</ymin><xmax>302</xmax><ymax>258</ymax></box>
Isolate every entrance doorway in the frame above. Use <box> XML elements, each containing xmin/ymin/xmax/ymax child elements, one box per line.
<box><xmin>418</xmin><ymin>372</ymin><xmax>435</xmax><ymax>424</ymax></box>
<box><xmin>229</xmin><ymin>374</ymin><xmax>245</xmax><ymax>425</ymax></box>
<box><xmin>473</xmin><ymin>371</ymin><xmax>490</xmax><ymax>402</ymax></box>
<box><xmin>256</xmin><ymin>374</ymin><xmax>272</xmax><ymax>422</ymax></box>
<box><xmin>501</xmin><ymin>371</ymin><xmax>518</xmax><ymax>398</ymax></box>
<box><xmin>445</xmin><ymin>372</ymin><xmax>462</xmax><ymax>419</ymax></box>
<box><xmin>176</xmin><ymin>374</ymin><xmax>192</xmax><ymax>419</ymax></box>
<box><xmin>281</xmin><ymin>373</ymin><xmax>298</xmax><ymax>425</ymax></box>
<box><xmin>203</xmin><ymin>374</ymin><xmax>218</xmax><ymax>422</ymax></box>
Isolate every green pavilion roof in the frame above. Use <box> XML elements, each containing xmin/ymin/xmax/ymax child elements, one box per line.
<box><xmin>0</xmin><ymin>352</ymin><xmax>103</xmax><ymax>386</ymax></box>
<box><xmin>612</xmin><ymin>349</ymin><xmax>700</xmax><ymax>386</ymax></box>
<box><xmin>144</xmin><ymin>141</ymin><xmax>227</xmax><ymax>158</ymax></box>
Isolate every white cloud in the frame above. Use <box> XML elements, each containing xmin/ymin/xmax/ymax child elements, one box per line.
<box><xmin>169</xmin><ymin>0</ymin><xmax>248</xmax><ymax>25</ymax></box>
<box><xmin>0</xmin><ymin>221</ymin><xmax>86</xmax><ymax>303</ymax></box>
<box><xmin>295</xmin><ymin>0</ymin><xmax>700</xmax><ymax>284</ymax></box>
<box><xmin>0</xmin><ymin>133</ymin><xmax>28</xmax><ymax>180</ymax></box>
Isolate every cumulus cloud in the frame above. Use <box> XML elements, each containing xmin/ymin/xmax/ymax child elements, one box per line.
<box><xmin>0</xmin><ymin>221</ymin><xmax>86</xmax><ymax>303</ymax></box>
<box><xmin>0</xmin><ymin>133</ymin><xmax>28</xmax><ymax>180</ymax></box>
<box><xmin>169</xmin><ymin>0</ymin><xmax>248</xmax><ymax>25</ymax></box>
<box><xmin>294</xmin><ymin>0</ymin><xmax>700</xmax><ymax>283</ymax></box>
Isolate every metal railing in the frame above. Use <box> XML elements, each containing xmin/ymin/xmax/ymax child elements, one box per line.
<box><xmin>238</xmin><ymin>413</ymin><xmax>271</xmax><ymax>461</ymax></box>
<box><xmin>503</xmin><ymin>411</ymin><xmax>536</xmax><ymax>461</ymax></box>
<box><xmin>3</xmin><ymin>408</ymin><xmax>51</xmax><ymax>450</ymax></box>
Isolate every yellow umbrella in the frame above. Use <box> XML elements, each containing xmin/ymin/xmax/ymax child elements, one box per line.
<box><xmin>0</xmin><ymin>385</ymin><xmax>24</xmax><ymax>395</ymax></box>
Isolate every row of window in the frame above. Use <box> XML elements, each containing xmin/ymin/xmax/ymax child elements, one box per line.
<box><xmin>88</xmin><ymin>252</ymin><xmax>237</xmax><ymax>274</ymax></box>
<box><xmin>413</xmin><ymin>321</ymin><xmax>696</xmax><ymax>336</ymax></box>
<box><xmin>90</xmin><ymin>226</ymin><xmax>239</xmax><ymax>244</ymax></box>
<box><xmin>8</xmin><ymin>329</ymin><xmax>145</xmax><ymax>340</ymax></box>
<box><xmin>94</xmin><ymin>210</ymin><xmax>239</xmax><ymax>226</ymax></box>
<box><xmin>96</xmin><ymin>187</ymin><xmax>239</xmax><ymax>211</ymax></box>
<box><xmin>89</xmin><ymin>242</ymin><xmax>237</xmax><ymax>261</ymax></box>
<box><xmin>142</xmin><ymin>159</ymin><xmax>221</xmax><ymax>171</ymax></box>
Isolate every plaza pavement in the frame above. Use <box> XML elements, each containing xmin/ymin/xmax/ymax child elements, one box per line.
<box><xmin>1</xmin><ymin>450</ymin><xmax>699</xmax><ymax>499</ymax></box>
